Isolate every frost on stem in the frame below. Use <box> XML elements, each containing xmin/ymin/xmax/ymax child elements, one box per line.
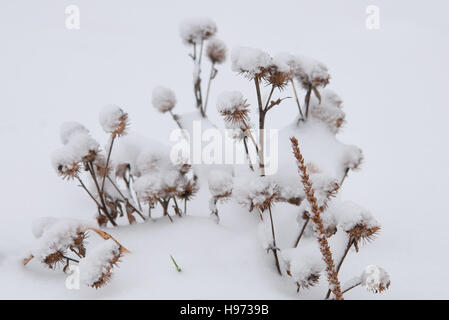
<box><xmin>79</xmin><ymin>239</ymin><xmax>124</xmax><ymax>289</ymax></box>
<box><xmin>179</xmin><ymin>17</ymin><xmax>217</xmax><ymax>46</ymax></box>
<box><xmin>208</xmin><ymin>170</ymin><xmax>233</xmax><ymax>222</ymax></box>
<box><xmin>152</xmin><ymin>86</ymin><xmax>177</xmax><ymax>113</ymax></box>
<box><xmin>99</xmin><ymin>105</ymin><xmax>129</xmax><ymax>137</ymax></box>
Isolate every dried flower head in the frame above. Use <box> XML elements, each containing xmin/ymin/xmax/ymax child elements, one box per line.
<box><xmin>51</xmin><ymin>147</ymin><xmax>81</xmax><ymax>180</ymax></box>
<box><xmin>206</xmin><ymin>38</ymin><xmax>227</xmax><ymax>64</ymax></box>
<box><xmin>208</xmin><ymin>170</ymin><xmax>233</xmax><ymax>200</ymax></box>
<box><xmin>217</xmin><ymin>91</ymin><xmax>250</xmax><ymax>126</ymax></box>
<box><xmin>68</xmin><ymin>131</ymin><xmax>100</xmax><ymax>163</ymax></box>
<box><xmin>99</xmin><ymin>105</ymin><xmax>129</xmax><ymax>137</ymax></box>
<box><xmin>152</xmin><ymin>86</ymin><xmax>177</xmax><ymax>113</ymax></box>
<box><xmin>231</xmin><ymin>46</ymin><xmax>271</xmax><ymax>79</ymax></box>
<box><xmin>234</xmin><ymin>174</ymin><xmax>279</xmax><ymax>212</ymax></box>
<box><xmin>265</xmin><ymin>57</ymin><xmax>291</xmax><ymax>89</ymax></box>
<box><xmin>179</xmin><ymin>17</ymin><xmax>217</xmax><ymax>45</ymax></box>
<box><xmin>281</xmin><ymin>244</ymin><xmax>325</xmax><ymax>292</ymax></box>
<box><xmin>309</xmin><ymin>89</ymin><xmax>346</xmax><ymax>134</ymax></box>
<box><xmin>347</xmin><ymin>223</ymin><xmax>380</xmax><ymax>248</ymax></box>
<box><xmin>342</xmin><ymin>145</ymin><xmax>364</xmax><ymax>171</ymax></box>
<box><xmin>43</xmin><ymin>250</ymin><xmax>65</xmax><ymax>269</ymax></box>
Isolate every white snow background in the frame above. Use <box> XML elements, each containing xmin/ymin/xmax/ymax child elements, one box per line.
<box><xmin>0</xmin><ymin>0</ymin><xmax>448</xmax><ymax>299</ymax></box>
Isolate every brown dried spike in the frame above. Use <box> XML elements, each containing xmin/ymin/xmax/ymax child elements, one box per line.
<box><xmin>290</xmin><ymin>136</ymin><xmax>344</xmax><ymax>300</ymax></box>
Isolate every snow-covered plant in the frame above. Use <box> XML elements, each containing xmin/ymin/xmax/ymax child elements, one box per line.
<box><xmin>208</xmin><ymin>170</ymin><xmax>233</xmax><ymax>222</ymax></box>
<box><xmin>233</xmin><ymin>173</ymin><xmax>282</xmax><ymax>274</ymax></box>
<box><xmin>276</xmin><ymin>52</ymin><xmax>330</xmax><ymax>120</ymax></box>
<box><xmin>24</xmin><ymin>218</ymin><xmax>130</xmax><ymax>288</ymax></box>
<box><xmin>290</xmin><ymin>137</ymin><xmax>390</xmax><ymax>299</ymax></box>
<box><xmin>179</xmin><ymin>17</ymin><xmax>227</xmax><ymax>117</ymax></box>
<box><xmin>221</xmin><ymin>46</ymin><xmax>292</xmax><ymax>176</ymax></box>
<box><xmin>134</xmin><ymin>152</ymin><xmax>198</xmax><ymax>221</ymax></box>
<box><xmin>79</xmin><ymin>239</ymin><xmax>124</xmax><ymax>289</ymax></box>
<box><xmin>52</xmin><ymin>107</ymin><xmax>146</xmax><ymax>227</ymax></box>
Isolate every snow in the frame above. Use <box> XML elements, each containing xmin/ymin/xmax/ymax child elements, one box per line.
<box><xmin>332</xmin><ymin>200</ymin><xmax>379</xmax><ymax>232</ymax></box>
<box><xmin>179</xmin><ymin>17</ymin><xmax>217</xmax><ymax>45</ymax></box>
<box><xmin>1</xmin><ymin>0</ymin><xmax>449</xmax><ymax>300</ymax></box>
<box><xmin>208</xmin><ymin>169</ymin><xmax>233</xmax><ymax>197</ymax></box>
<box><xmin>361</xmin><ymin>265</ymin><xmax>390</xmax><ymax>293</ymax></box>
<box><xmin>216</xmin><ymin>91</ymin><xmax>247</xmax><ymax>114</ymax></box>
<box><xmin>281</xmin><ymin>240</ymin><xmax>325</xmax><ymax>287</ymax></box>
<box><xmin>59</xmin><ymin>122</ymin><xmax>89</xmax><ymax>145</ymax></box>
<box><xmin>30</xmin><ymin>218</ymin><xmax>94</xmax><ymax>261</ymax></box>
<box><xmin>79</xmin><ymin>239</ymin><xmax>121</xmax><ymax>287</ymax></box>
<box><xmin>98</xmin><ymin>105</ymin><xmax>126</xmax><ymax>134</ymax></box>
<box><xmin>231</xmin><ymin>46</ymin><xmax>272</xmax><ymax>77</ymax></box>
<box><xmin>152</xmin><ymin>86</ymin><xmax>177</xmax><ymax>113</ymax></box>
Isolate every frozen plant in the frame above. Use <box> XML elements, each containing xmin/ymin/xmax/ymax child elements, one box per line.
<box><xmin>52</xmin><ymin>107</ymin><xmax>146</xmax><ymax>227</ymax></box>
<box><xmin>178</xmin><ymin>17</ymin><xmax>227</xmax><ymax>117</ymax></box>
<box><xmin>290</xmin><ymin>137</ymin><xmax>390</xmax><ymax>300</ymax></box>
<box><xmin>134</xmin><ymin>152</ymin><xmax>198</xmax><ymax>221</ymax></box>
<box><xmin>152</xmin><ymin>86</ymin><xmax>184</xmax><ymax>132</ymax></box>
<box><xmin>24</xmin><ymin>218</ymin><xmax>130</xmax><ymax>288</ymax></box>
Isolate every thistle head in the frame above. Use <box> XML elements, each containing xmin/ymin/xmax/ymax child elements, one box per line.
<box><xmin>217</xmin><ymin>91</ymin><xmax>250</xmax><ymax>127</ymax></box>
<box><xmin>152</xmin><ymin>86</ymin><xmax>177</xmax><ymax>113</ymax></box>
<box><xmin>99</xmin><ymin>105</ymin><xmax>129</xmax><ymax>137</ymax></box>
<box><xmin>179</xmin><ymin>17</ymin><xmax>217</xmax><ymax>45</ymax></box>
<box><xmin>206</xmin><ymin>38</ymin><xmax>227</xmax><ymax>64</ymax></box>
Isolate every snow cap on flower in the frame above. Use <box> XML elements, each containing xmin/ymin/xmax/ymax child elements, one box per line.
<box><xmin>30</xmin><ymin>218</ymin><xmax>93</xmax><ymax>269</ymax></box>
<box><xmin>208</xmin><ymin>170</ymin><xmax>233</xmax><ymax>198</ymax></box>
<box><xmin>217</xmin><ymin>91</ymin><xmax>250</xmax><ymax>126</ymax></box>
<box><xmin>276</xmin><ymin>52</ymin><xmax>329</xmax><ymax>89</ymax></box>
<box><xmin>59</xmin><ymin>122</ymin><xmax>89</xmax><ymax>145</ymax></box>
<box><xmin>310</xmin><ymin>89</ymin><xmax>346</xmax><ymax>134</ymax></box>
<box><xmin>342</xmin><ymin>145</ymin><xmax>364</xmax><ymax>171</ymax></box>
<box><xmin>233</xmin><ymin>173</ymin><xmax>279</xmax><ymax>212</ymax></box>
<box><xmin>281</xmin><ymin>241</ymin><xmax>325</xmax><ymax>291</ymax></box>
<box><xmin>152</xmin><ymin>86</ymin><xmax>177</xmax><ymax>113</ymax></box>
<box><xmin>179</xmin><ymin>17</ymin><xmax>217</xmax><ymax>45</ymax></box>
<box><xmin>206</xmin><ymin>38</ymin><xmax>227</xmax><ymax>64</ymax></box>
<box><xmin>99</xmin><ymin>105</ymin><xmax>129</xmax><ymax>136</ymax></box>
<box><xmin>67</xmin><ymin>131</ymin><xmax>100</xmax><ymax>162</ymax></box>
<box><xmin>361</xmin><ymin>265</ymin><xmax>391</xmax><ymax>293</ymax></box>
<box><xmin>51</xmin><ymin>146</ymin><xmax>81</xmax><ymax>180</ymax></box>
<box><xmin>231</xmin><ymin>46</ymin><xmax>272</xmax><ymax>78</ymax></box>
